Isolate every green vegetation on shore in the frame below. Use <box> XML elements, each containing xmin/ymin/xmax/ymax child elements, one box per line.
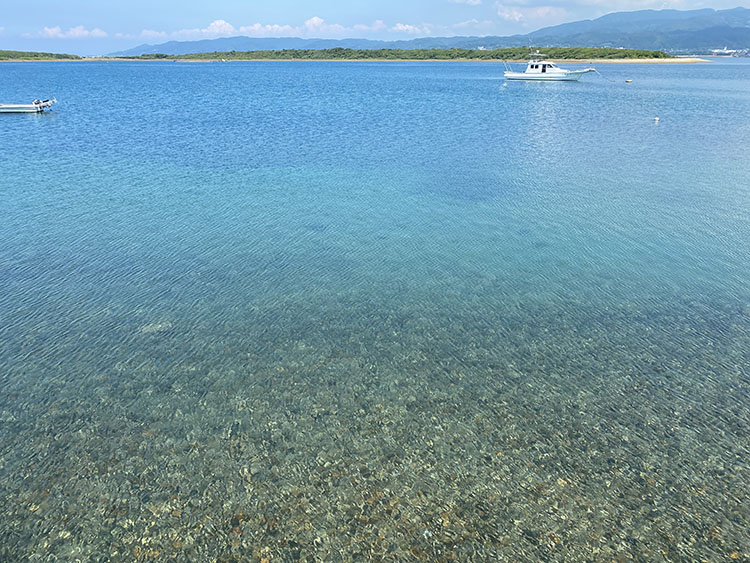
<box><xmin>0</xmin><ymin>50</ymin><xmax>81</xmax><ymax>61</ymax></box>
<box><xmin>132</xmin><ymin>47</ymin><xmax>671</xmax><ymax>61</ymax></box>
<box><xmin>0</xmin><ymin>46</ymin><xmax>672</xmax><ymax>62</ymax></box>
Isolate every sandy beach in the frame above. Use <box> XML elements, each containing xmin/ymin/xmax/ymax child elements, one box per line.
<box><xmin>557</xmin><ymin>57</ymin><xmax>710</xmax><ymax>64</ymax></box>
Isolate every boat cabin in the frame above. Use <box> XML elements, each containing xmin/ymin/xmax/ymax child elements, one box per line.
<box><xmin>525</xmin><ymin>60</ymin><xmax>559</xmax><ymax>74</ymax></box>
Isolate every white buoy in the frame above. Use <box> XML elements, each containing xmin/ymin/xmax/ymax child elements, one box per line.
<box><xmin>653</xmin><ymin>117</ymin><xmax>660</xmax><ymax>122</ymax></box>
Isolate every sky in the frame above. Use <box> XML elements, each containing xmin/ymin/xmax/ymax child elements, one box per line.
<box><xmin>0</xmin><ymin>0</ymin><xmax>745</xmax><ymax>55</ymax></box>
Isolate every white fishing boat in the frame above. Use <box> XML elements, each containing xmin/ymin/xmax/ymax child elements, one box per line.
<box><xmin>0</xmin><ymin>98</ymin><xmax>57</xmax><ymax>114</ymax></box>
<box><xmin>504</xmin><ymin>53</ymin><xmax>595</xmax><ymax>82</ymax></box>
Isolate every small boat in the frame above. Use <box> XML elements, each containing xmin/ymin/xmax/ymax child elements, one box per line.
<box><xmin>504</xmin><ymin>53</ymin><xmax>595</xmax><ymax>82</ymax></box>
<box><xmin>0</xmin><ymin>98</ymin><xmax>57</xmax><ymax>114</ymax></box>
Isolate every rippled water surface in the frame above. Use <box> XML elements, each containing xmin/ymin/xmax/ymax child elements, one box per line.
<box><xmin>1</xmin><ymin>59</ymin><xmax>749</xmax><ymax>561</ymax></box>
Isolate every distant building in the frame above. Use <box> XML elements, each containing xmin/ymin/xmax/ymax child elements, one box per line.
<box><xmin>712</xmin><ymin>47</ymin><xmax>739</xmax><ymax>56</ymax></box>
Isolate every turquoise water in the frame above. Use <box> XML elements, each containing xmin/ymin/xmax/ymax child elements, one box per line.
<box><xmin>1</xmin><ymin>59</ymin><xmax>749</xmax><ymax>560</ymax></box>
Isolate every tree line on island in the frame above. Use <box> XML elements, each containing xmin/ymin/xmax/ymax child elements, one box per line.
<box><xmin>0</xmin><ymin>50</ymin><xmax>81</xmax><ymax>61</ymax></box>
<box><xmin>0</xmin><ymin>47</ymin><xmax>671</xmax><ymax>61</ymax></box>
<box><xmin>133</xmin><ymin>47</ymin><xmax>671</xmax><ymax>60</ymax></box>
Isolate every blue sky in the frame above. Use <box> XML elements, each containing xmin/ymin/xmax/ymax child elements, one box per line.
<box><xmin>0</xmin><ymin>0</ymin><xmax>744</xmax><ymax>55</ymax></box>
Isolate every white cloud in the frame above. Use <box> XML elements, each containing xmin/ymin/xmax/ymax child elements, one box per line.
<box><xmin>302</xmin><ymin>16</ymin><xmax>340</xmax><ymax>34</ymax></box>
<box><xmin>168</xmin><ymin>19</ymin><xmax>237</xmax><ymax>39</ymax></box>
<box><xmin>496</xmin><ymin>6</ymin><xmax>525</xmax><ymax>22</ymax></box>
<box><xmin>574</xmin><ymin>0</ymin><xmax>686</xmax><ymax>7</ymax></box>
<box><xmin>30</xmin><ymin>25</ymin><xmax>108</xmax><ymax>39</ymax></box>
<box><xmin>354</xmin><ymin>20</ymin><xmax>387</xmax><ymax>33</ymax></box>
<box><xmin>116</xmin><ymin>19</ymin><xmax>240</xmax><ymax>40</ymax></box>
<box><xmin>495</xmin><ymin>1</ymin><xmax>569</xmax><ymax>26</ymax></box>
<box><xmin>235</xmin><ymin>23</ymin><xmax>297</xmax><ymax>37</ymax></box>
<box><xmin>453</xmin><ymin>18</ymin><xmax>495</xmax><ymax>30</ymax></box>
<box><xmin>119</xmin><ymin>17</ymin><xmax>394</xmax><ymax>41</ymax></box>
<box><xmin>204</xmin><ymin>19</ymin><xmax>236</xmax><ymax>36</ymax></box>
<box><xmin>527</xmin><ymin>6</ymin><xmax>567</xmax><ymax>20</ymax></box>
<box><xmin>131</xmin><ymin>30</ymin><xmax>168</xmax><ymax>40</ymax></box>
<box><xmin>451</xmin><ymin>0</ymin><xmax>482</xmax><ymax>5</ymax></box>
<box><xmin>391</xmin><ymin>23</ymin><xmax>432</xmax><ymax>34</ymax></box>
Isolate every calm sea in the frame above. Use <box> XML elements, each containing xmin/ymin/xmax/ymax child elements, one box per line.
<box><xmin>1</xmin><ymin>59</ymin><xmax>748</xmax><ymax>560</ymax></box>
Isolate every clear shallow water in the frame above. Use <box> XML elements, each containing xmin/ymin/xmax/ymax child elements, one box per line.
<box><xmin>1</xmin><ymin>59</ymin><xmax>748</xmax><ymax>560</ymax></box>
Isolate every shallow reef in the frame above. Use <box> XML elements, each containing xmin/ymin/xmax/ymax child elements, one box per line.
<box><xmin>1</xmin><ymin>288</ymin><xmax>747</xmax><ymax>561</ymax></box>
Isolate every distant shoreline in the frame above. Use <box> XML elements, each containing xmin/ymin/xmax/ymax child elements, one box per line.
<box><xmin>3</xmin><ymin>57</ymin><xmax>711</xmax><ymax>64</ymax></box>
<box><xmin>551</xmin><ymin>57</ymin><xmax>709</xmax><ymax>64</ymax></box>
<box><xmin>3</xmin><ymin>46</ymin><xmax>709</xmax><ymax>64</ymax></box>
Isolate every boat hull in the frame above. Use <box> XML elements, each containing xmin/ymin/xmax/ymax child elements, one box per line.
<box><xmin>0</xmin><ymin>105</ymin><xmax>46</xmax><ymax>113</ymax></box>
<box><xmin>504</xmin><ymin>70</ymin><xmax>591</xmax><ymax>81</ymax></box>
<box><xmin>0</xmin><ymin>100</ymin><xmax>55</xmax><ymax>113</ymax></box>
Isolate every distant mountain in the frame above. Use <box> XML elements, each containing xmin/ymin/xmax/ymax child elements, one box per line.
<box><xmin>109</xmin><ymin>7</ymin><xmax>750</xmax><ymax>56</ymax></box>
<box><xmin>526</xmin><ymin>7</ymin><xmax>750</xmax><ymax>50</ymax></box>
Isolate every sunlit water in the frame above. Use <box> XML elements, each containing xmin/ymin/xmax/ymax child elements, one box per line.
<box><xmin>1</xmin><ymin>59</ymin><xmax>748</xmax><ymax>560</ymax></box>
